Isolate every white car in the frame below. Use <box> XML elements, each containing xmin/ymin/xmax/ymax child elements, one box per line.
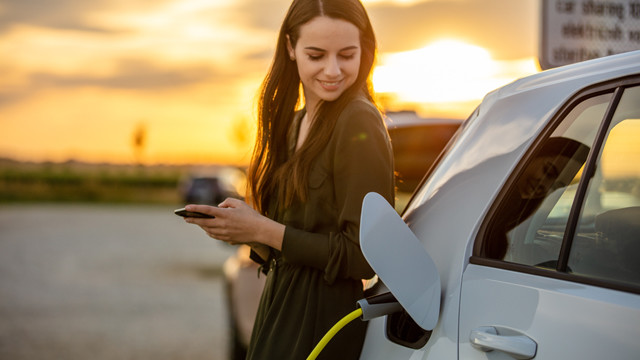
<box><xmin>358</xmin><ymin>50</ymin><xmax>640</xmax><ymax>360</ymax></box>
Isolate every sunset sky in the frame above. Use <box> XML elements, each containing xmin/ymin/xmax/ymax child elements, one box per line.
<box><xmin>0</xmin><ymin>0</ymin><xmax>539</xmax><ymax>165</ymax></box>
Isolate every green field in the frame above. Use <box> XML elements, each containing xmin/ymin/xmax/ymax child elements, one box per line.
<box><xmin>0</xmin><ymin>159</ymin><xmax>228</xmax><ymax>204</ymax></box>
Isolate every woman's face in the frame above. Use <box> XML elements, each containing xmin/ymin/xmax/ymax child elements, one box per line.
<box><xmin>288</xmin><ymin>16</ymin><xmax>361</xmax><ymax>107</ymax></box>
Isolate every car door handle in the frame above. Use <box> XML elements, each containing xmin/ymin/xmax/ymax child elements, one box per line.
<box><xmin>470</xmin><ymin>326</ymin><xmax>537</xmax><ymax>359</ymax></box>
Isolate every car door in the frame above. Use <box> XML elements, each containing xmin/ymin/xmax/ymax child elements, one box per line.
<box><xmin>459</xmin><ymin>80</ymin><xmax>640</xmax><ymax>359</ymax></box>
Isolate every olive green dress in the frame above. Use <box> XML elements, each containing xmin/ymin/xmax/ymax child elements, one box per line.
<box><xmin>246</xmin><ymin>97</ymin><xmax>395</xmax><ymax>360</ymax></box>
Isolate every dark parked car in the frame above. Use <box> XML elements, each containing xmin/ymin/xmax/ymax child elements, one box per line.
<box><xmin>179</xmin><ymin>167</ymin><xmax>246</xmax><ymax>205</ymax></box>
<box><xmin>386</xmin><ymin>111</ymin><xmax>461</xmax><ymax>193</ymax></box>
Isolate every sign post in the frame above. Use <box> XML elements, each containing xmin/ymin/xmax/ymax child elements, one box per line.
<box><xmin>540</xmin><ymin>0</ymin><xmax>640</xmax><ymax>69</ymax></box>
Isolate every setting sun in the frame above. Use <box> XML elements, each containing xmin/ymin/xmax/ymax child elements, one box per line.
<box><xmin>0</xmin><ymin>0</ymin><xmax>540</xmax><ymax>165</ymax></box>
<box><xmin>373</xmin><ymin>40</ymin><xmax>539</xmax><ymax>117</ymax></box>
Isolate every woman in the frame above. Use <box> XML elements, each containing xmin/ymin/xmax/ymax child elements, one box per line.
<box><xmin>184</xmin><ymin>0</ymin><xmax>394</xmax><ymax>358</ymax></box>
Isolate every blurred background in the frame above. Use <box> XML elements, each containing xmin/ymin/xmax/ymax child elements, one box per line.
<box><xmin>0</xmin><ymin>0</ymin><xmax>590</xmax><ymax>358</ymax></box>
<box><xmin>0</xmin><ymin>0</ymin><xmax>539</xmax><ymax>167</ymax></box>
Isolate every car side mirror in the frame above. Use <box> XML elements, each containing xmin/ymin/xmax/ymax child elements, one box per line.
<box><xmin>359</xmin><ymin>192</ymin><xmax>441</xmax><ymax>330</ymax></box>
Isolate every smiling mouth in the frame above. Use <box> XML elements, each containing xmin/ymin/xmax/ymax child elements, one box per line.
<box><xmin>319</xmin><ymin>80</ymin><xmax>342</xmax><ymax>88</ymax></box>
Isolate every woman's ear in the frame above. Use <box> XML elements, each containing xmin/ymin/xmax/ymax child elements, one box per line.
<box><xmin>286</xmin><ymin>34</ymin><xmax>295</xmax><ymax>61</ymax></box>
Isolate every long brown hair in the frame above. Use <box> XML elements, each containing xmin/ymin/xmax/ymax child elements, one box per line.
<box><xmin>248</xmin><ymin>0</ymin><xmax>378</xmax><ymax>214</ymax></box>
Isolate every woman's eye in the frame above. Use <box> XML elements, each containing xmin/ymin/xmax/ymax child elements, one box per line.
<box><xmin>307</xmin><ymin>54</ymin><xmax>323</xmax><ymax>61</ymax></box>
<box><xmin>340</xmin><ymin>54</ymin><xmax>355</xmax><ymax>60</ymax></box>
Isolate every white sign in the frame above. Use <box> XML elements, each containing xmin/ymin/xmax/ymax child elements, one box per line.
<box><xmin>540</xmin><ymin>0</ymin><xmax>640</xmax><ymax>69</ymax></box>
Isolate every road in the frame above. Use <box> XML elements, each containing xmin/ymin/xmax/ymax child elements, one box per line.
<box><xmin>0</xmin><ymin>203</ymin><xmax>237</xmax><ymax>360</ymax></box>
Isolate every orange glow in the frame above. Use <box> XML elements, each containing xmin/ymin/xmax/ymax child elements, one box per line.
<box><xmin>0</xmin><ymin>82</ymin><xmax>259</xmax><ymax>166</ymax></box>
<box><xmin>373</xmin><ymin>40</ymin><xmax>539</xmax><ymax>118</ymax></box>
<box><xmin>0</xmin><ymin>2</ymin><xmax>539</xmax><ymax>165</ymax></box>
<box><xmin>602</xmin><ymin>120</ymin><xmax>640</xmax><ymax>177</ymax></box>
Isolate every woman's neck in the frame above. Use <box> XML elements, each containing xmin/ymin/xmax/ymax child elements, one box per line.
<box><xmin>303</xmin><ymin>90</ymin><xmax>319</xmax><ymax>124</ymax></box>
<box><xmin>296</xmin><ymin>112</ymin><xmax>312</xmax><ymax>151</ymax></box>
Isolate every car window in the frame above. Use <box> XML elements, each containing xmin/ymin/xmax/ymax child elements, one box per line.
<box><xmin>480</xmin><ymin>92</ymin><xmax>612</xmax><ymax>265</ymax></box>
<box><xmin>568</xmin><ymin>86</ymin><xmax>640</xmax><ymax>286</ymax></box>
<box><xmin>479</xmin><ymin>83</ymin><xmax>640</xmax><ymax>291</ymax></box>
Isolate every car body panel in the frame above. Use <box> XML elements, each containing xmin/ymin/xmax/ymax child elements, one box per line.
<box><xmin>359</xmin><ymin>50</ymin><xmax>640</xmax><ymax>360</ymax></box>
<box><xmin>459</xmin><ymin>265</ymin><xmax>640</xmax><ymax>359</ymax></box>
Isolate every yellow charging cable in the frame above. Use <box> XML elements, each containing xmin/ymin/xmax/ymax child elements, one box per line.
<box><xmin>306</xmin><ymin>308</ymin><xmax>363</xmax><ymax>360</ymax></box>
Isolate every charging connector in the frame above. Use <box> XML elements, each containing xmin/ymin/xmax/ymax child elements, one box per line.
<box><xmin>357</xmin><ymin>292</ymin><xmax>403</xmax><ymax>321</ymax></box>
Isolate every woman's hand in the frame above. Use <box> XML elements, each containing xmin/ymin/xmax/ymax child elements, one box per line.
<box><xmin>183</xmin><ymin>198</ymin><xmax>285</xmax><ymax>251</ymax></box>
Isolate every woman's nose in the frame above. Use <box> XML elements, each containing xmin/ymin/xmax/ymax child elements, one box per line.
<box><xmin>324</xmin><ymin>56</ymin><xmax>341</xmax><ymax>77</ymax></box>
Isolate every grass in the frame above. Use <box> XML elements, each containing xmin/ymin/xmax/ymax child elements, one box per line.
<box><xmin>0</xmin><ymin>159</ymin><xmax>228</xmax><ymax>204</ymax></box>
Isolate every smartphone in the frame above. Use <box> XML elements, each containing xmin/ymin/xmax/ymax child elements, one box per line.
<box><xmin>174</xmin><ymin>208</ymin><xmax>215</xmax><ymax>219</ymax></box>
